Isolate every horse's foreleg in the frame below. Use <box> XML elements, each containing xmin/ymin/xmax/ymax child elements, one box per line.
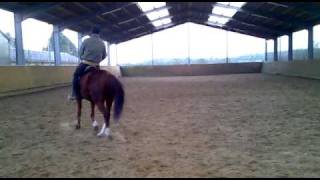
<box><xmin>76</xmin><ymin>99</ymin><xmax>82</xmax><ymax>129</ymax></box>
<box><xmin>97</xmin><ymin>101</ymin><xmax>111</xmax><ymax>138</ymax></box>
<box><xmin>90</xmin><ymin>101</ymin><xmax>98</xmax><ymax>131</ymax></box>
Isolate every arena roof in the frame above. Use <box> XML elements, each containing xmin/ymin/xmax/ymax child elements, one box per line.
<box><xmin>0</xmin><ymin>2</ymin><xmax>319</xmax><ymax>44</ymax></box>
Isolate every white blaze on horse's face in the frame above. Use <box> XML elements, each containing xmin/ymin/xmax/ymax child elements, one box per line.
<box><xmin>92</xmin><ymin>120</ymin><xmax>98</xmax><ymax>128</ymax></box>
<box><xmin>97</xmin><ymin>123</ymin><xmax>110</xmax><ymax>137</ymax></box>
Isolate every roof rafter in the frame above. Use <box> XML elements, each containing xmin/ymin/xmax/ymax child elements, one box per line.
<box><xmin>112</xmin><ymin>20</ymin><xmax>185</xmax><ymax>44</ymax></box>
<box><xmin>103</xmin><ymin>14</ymin><xmax>173</xmax><ymax>39</ymax></box>
<box><xmin>21</xmin><ymin>3</ymin><xmax>64</xmax><ymax>20</ymax></box>
<box><xmin>116</xmin><ymin>5</ymin><xmax>172</xmax><ymax>25</ymax></box>
<box><xmin>56</xmin><ymin>2</ymin><xmax>136</xmax><ymax>30</ymax></box>
<box><xmin>267</xmin><ymin>2</ymin><xmax>320</xmax><ymax>16</ymax></box>
<box><xmin>213</xmin><ymin>3</ymin><xmax>306</xmax><ymax>29</ymax></box>
<box><xmin>208</xmin><ymin>12</ymin><xmax>286</xmax><ymax>35</ymax></box>
<box><xmin>192</xmin><ymin>19</ymin><xmax>272</xmax><ymax>39</ymax></box>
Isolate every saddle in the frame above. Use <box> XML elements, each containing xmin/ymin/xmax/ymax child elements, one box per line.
<box><xmin>84</xmin><ymin>65</ymin><xmax>99</xmax><ymax>74</ymax></box>
<box><xmin>81</xmin><ymin>60</ymin><xmax>100</xmax><ymax>77</ymax></box>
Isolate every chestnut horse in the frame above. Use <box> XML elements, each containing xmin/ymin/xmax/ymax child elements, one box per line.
<box><xmin>75</xmin><ymin>67</ymin><xmax>125</xmax><ymax>138</ymax></box>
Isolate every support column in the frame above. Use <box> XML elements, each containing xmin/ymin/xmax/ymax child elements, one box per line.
<box><xmin>308</xmin><ymin>26</ymin><xmax>314</xmax><ymax>60</ymax></box>
<box><xmin>151</xmin><ymin>33</ymin><xmax>154</xmax><ymax>66</ymax></box>
<box><xmin>265</xmin><ymin>39</ymin><xmax>267</xmax><ymax>61</ymax></box>
<box><xmin>107</xmin><ymin>42</ymin><xmax>111</xmax><ymax>66</ymax></box>
<box><xmin>274</xmin><ymin>38</ymin><xmax>278</xmax><ymax>61</ymax></box>
<box><xmin>53</xmin><ymin>25</ymin><xmax>61</xmax><ymax>66</ymax></box>
<box><xmin>78</xmin><ymin>32</ymin><xmax>83</xmax><ymax>63</ymax></box>
<box><xmin>187</xmin><ymin>23</ymin><xmax>190</xmax><ymax>65</ymax></box>
<box><xmin>226</xmin><ymin>30</ymin><xmax>229</xmax><ymax>63</ymax></box>
<box><xmin>14</xmin><ymin>13</ymin><xmax>25</xmax><ymax>65</ymax></box>
<box><xmin>115</xmin><ymin>44</ymin><xmax>118</xmax><ymax>66</ymax></box>
<box><xmin>288</xmin><ymin>33</ymin><xmax>293</xmax><ymax>61</ymax></box>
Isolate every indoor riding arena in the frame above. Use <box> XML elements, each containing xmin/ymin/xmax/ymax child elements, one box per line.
<box><xmin>1</xmin><ymin>2</ymin><xmax>320</xmax><ymax>178</ymax></box>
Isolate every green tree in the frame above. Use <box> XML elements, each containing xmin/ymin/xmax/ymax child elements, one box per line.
<box><xmin>44</xmin><ymin>33</ymin><xmax>78</xmax><ymax>56</ymax></box>
<box><xmin>4</xmin><ymin>32</ymin><xmax>15</xmax><ymax>47</ymax></box>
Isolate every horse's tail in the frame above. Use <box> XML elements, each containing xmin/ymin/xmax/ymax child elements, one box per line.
<box><xmin>112</xmin><ymin>76</ymin><xmax>125</xmax><ymax>122</ymax></box>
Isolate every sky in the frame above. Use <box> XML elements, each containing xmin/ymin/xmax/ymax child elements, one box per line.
<box><xmin>115</xmin><ymin>22</ymin><xmax>266</xmax><ymax>64</ymax></box>
<box><xmin>292</xmin><ymin>30</ymin><xmax>308</xmax><ymax>50</ymax></box>
<box><xmin>1</xmin><ymin>8</ymin><xmax>319</xmax><ymax>65</ymax></box>
<box><xmin>0</xmin><ymin>9</ymin><xmax>79</xmax><ymax>51</ymax></box>
<box><xmin>0</xmin><ymin>9</ymin><xmax>15</xmax><ymax>37</ymax></box>
<box><xmin>22</xmin><ymin>19</ymin><xmax>53</xmax><ymax>51</ymax></box>
<box><xmin>315</xmin><ymin>24</ymin><xmax>320</xmax><ymax>47</ymax></box>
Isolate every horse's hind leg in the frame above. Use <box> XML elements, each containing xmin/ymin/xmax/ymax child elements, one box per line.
<box><xmin>90</xmin><ymin>101</ymin><xmax>99</xmax><ymax>131</ymax></box>
<box><xmin>76</xmin><ymin>99</ymin><xmax>82</xmax><ymax>129</ymax></box>
<box><xmin>96</xmin><ymin>101</ymin><xmax>111</xmax><ymax>138</ymax></box>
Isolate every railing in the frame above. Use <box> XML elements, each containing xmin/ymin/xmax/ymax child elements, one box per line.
<box><xmin>8</xmin><ymin>48</ymin><xmax>79</xmax><ymax>64</ymax></box>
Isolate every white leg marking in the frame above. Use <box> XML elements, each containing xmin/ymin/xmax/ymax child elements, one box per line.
<box><xmin>105</xmin><ymin>128</ymin><xmax>111</xmax><ymax>137</ymax></box>
<box><xmin>92</xmin><ymin>120</ymin><xmax>98</xmax><ymax>128</ymax></box>
<box><xmin>97</xmin><ymin>123</ymin><xmax>106</xmax><ymax>137</ymax></box>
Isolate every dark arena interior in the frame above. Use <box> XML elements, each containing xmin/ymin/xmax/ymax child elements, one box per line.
<box><xmin>0</xmin><ymin>2</ymin><xmax>320</xmax><ymax>178</ymax></box>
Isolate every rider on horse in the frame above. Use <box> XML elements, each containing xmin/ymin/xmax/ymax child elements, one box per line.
<box><xmin>68</xmin><ymin>26</ymin><xmax>107</xmax><ymax>101</ymax></box>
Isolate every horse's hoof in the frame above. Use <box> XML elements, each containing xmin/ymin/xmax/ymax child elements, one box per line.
<box><xmin>75</xmin><ymin>125</ymin><xmax>81</xmax><ymax>129</ymax></box>
<box><xmin>97</xmin><ymin>131</ymin><xmax>105</xmax><ymax>137</ymax></box>
<box><xmin>97</xmin><ymin>133</ymin><xmax>105</xmax><ymax>137</ymax></box>
<box><xmin>97</xmin><ymin>133</ymin><xmax>112</xmax><ymax>140</ymax></box>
